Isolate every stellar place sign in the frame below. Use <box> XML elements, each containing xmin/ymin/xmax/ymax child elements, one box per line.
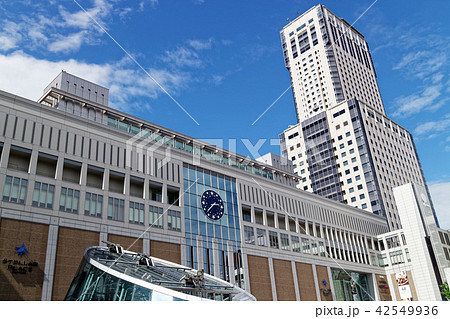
<box><xmin>2</xmin><ymin>259</ymin><xmax>39</xmax><ymax>274</ymax></box>
<box><xmin>2</xmin><ymin>243</ymin><xmax>39</xmax><ymax>274</ymax></box>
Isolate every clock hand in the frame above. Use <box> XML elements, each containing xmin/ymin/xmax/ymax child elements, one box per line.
<box><xmin>207</xmin><ymin>202</ymin><xmax>218</xmax><ymax>212</ymax></box>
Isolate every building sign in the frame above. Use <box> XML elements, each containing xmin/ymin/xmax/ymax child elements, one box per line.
<box><xmin>2</xmin><ymin>243</ymin><xmax>39</xmax><ymax>274</ymax></box>
<box><xmin>395</xmin><ymin>271</ymin><xmax>413</xmax><ymax>301</ymax></box>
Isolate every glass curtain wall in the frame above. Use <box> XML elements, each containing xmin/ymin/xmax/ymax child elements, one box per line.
<box><xmin>183</xmin><ymin>164</ymin><xmax>243</xmax><ymax>287</ymax></box>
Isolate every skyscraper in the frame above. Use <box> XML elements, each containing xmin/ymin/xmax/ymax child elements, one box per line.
<box><xmin>279</xmin><ymin>5</ymin><xmax>437</xmax><ymax>231</ymax></box>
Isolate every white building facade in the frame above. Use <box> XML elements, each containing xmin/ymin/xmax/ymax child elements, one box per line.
<box><xmin>279</xmin><ymin>5</ymin><xmax>437</xmax><ymax>231</ymax></box>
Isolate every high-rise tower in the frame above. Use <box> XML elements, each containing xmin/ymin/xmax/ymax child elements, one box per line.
<box><xmin>279</xmin><ymin>5</ymin><xmax>438</xmax><ymax>231</ymax></box>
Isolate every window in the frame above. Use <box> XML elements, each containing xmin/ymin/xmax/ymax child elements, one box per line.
<box><xmin>254</xmin><ymin>209</ymin><xmax>264</xmax><ymax>225</ymax></box>
<box><xmin>351</xmin><ymin>197</ymin><xmax>356</xmax><ymax>203</ymax></box>
<box><xmin>362</xmin><ymin>203</ymin><xmax>367</xmax><ymax>209</ymax></box>
<box><xmin>357</xmin><ymin>185</ymin><xmax>363</xmax><ymax>190</ymax></box>
<box><xmin>109</xmin><ymin>170</ymin><xmax>124</xmax><ymax>194</ymax></box>
<box><xmin>319</xmin><ymin>242</ymin><xmax>326</xmax><ymax>257</ymax></box>
<box><xmin>167</xmin><ymin>185</ymin><xmax>180</xmax><ymax>205</ymax></box>
<box><xmin>130</xmin><ymin>176</ymin><xmax>145</xmax><ymax>198</ymax></box>
<box><xmin>277</xmin><ymin>214</ymin><xmax>286</xmax><ymax>230</ymax></box>
<box><xmin>168</xmin><ymin>210</ymin><xmax>181</xmax><ymax>231</ymax></box>
<box><xmin>301</xmin><ymin>238</ymin><xmax>310</xmax><ymax>254</ymax></box>
<box><xmin>244</xmin><ymin>226</ymin><xmax>255</xmax><ymax>244</ymax></box>
<box><xmin>129</xmin><ymin>201</ymin><xmax>145</xmax><ymax>224</ymax></box>
<box><xmin>389</xmin><ymin>250</ymin><xmax>404</xmax><ymax>265</ymax></box>
<box><xmin>149</xmin><ymin>205</ymin><xmax>163</xmax><ymax>228</ymax></box>
<box><xmin>59</xmin><ymin>187</ymin><xmax>80</xmax><ymax>213</ymax></box>
<box><xmin>149</xmin><ymin>181</ymin><xmax>163</xmax><ymax>202</ymax></box>
<box><xmin>32</xmin><ymin>182</ymin><xmax>55</xmax><ymax>209</ymax></box>
<box><xmin>36</xmin><ymin>152</ymin><xmax>57</xmax><ymax>178</ymax></box>
<box><xmin>349</xmin><ymin>187</ymin><xmax>354</xmax><ymax>193</ymax></box>
<box><xmin>84</xmin><ymin>192</ymin><xmax>103</xmax><ymax>217</ymax></box>
<box><xmin>359</xmin><ymin>194</ymin><xmax>365</xmax><ymax>199</ymax></box>
<box><xmin>278</xmin><ymin>233</ymin><xmax>289</xmax><ymax>250</ymax></box>
<box><xmin>86</xmin><ymin>165</ymin><xmax>104</xmax><ymax>189</ymax></box>
<box><xmin>378</xmin><ymin>254</ymin><xmax>388</xmax><ymax>267</ymax></box>
<box><xmin>289</xmin><ymin>217</ymin><xmax>296</xmax><ymax>232</ymax></box>
<box><xmin>292</xmin><ymin>236</ymin><xmax>301</xmax><ymax>252</ymax></box>
<box><xmin>108</xmin><ymin>197</ymin><xmax>124</xmax><ymax>221</ymax></box>
<box><xmin>3</xmin><ymin>176</ymin><xmax>27</xmax><ymax>203</ymax></box>
<box><xmin>7</xmin><ymin>145</ymin><xmax>31</xmax><ymax>172</ymax></box>
<box><xmin>242</xmin><ymin>206</ymin><xmax>252</xmax><ymax>222</ymax></box>
<box><xmin>257</xmin><ymin>228</ymin><xmax>267</xmax><ymax>246</ymax></box>
<box><xmin>267</xmin><ymin>211</ymin><xmax>276</xmax><ymax>227</ymax></box>
<box><xmin>312</xmin><ymin>242</ymin><xmax>318</xmax><ymax>255</ymax></box>
<box><xmin>62</xmin><ymin>159</ymin><xmax>82</xmax><ymax>184</ymax></box>
<box><xmin>269</xmin><ymin>231</ymin><xmax>279</xmax><ymax>249</ymax></box>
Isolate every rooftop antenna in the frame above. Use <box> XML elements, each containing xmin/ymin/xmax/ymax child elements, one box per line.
<box><xmin>296</xmin><ymin>11</ymin><xmax>299</xmax><ymax>15</ymax></box>
<box><xmin>287</xmin><ymin>18</ymin><xmax>290</xmax><ymax>22</ymax></box>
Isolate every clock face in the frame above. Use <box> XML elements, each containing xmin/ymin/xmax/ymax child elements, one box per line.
<box><xmin>201</xmin><ymin>190</ymin><xmax>224</xmax><ymax>221</ymax></box>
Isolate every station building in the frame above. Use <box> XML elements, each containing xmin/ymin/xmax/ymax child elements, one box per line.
<box><xmin>0</xmin><ymin>71</ymin><xmax>449</xmax><ymax>301</ymax></box>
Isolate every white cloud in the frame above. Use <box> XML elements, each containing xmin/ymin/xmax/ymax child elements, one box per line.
<box><xmin>393</xmin><ymin>50</ymin><xmax>447</xmax><ymax>79</ymax></box>
<box><xmin>414</xmin><ymin>115</ymin><xmax>450</xmax><ymax>136</ymax></box>
<box><xmin>48</xmin><ymin>31</ymin><xmax>87</xmax><ymax>53</ymax></box>
<box><xmin>58</xmin><ymin>0</ymin><xmax>113</xmax><ymax>30</ymax></box>
<box><xmin>0</xmin><ymin>21</ymin><xmax>22</xmax><ymax>52</ymax></box>
<box><xmin>393</xmin><ymin>84</ymin><xmax>445</xmax><ymax>117</ymax></box>
<box><xmin>212</xmin><ymin>75</ymin><xmax>224</xmax><ymax>85</ymax></box>
<box><xmin>429</xmin><ymin>182</ymin><xmax>450</xmax><ymax>230</ymax></box>
<box><xmin>0</xmin><ymin>35</ymin><xmax>18</xmax><ymax>51</ymax></box>
<box><xmin>188</xmin><ymin>38</ymin><xmax>214</xmax><ymax>50</ymax></box>
<box><xmin>161</xmin><ymin>47</ymin><xmax>202</xmax><ymax>68</ymax></box>
<box><xmin>0</xmin><ymin>51</ymin><xmax>188</xmax><ymax>112</ymax></box>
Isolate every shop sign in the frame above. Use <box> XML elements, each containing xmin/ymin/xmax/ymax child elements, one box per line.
<box><xmin>395</xmin><ymin>271</ymin><xmax>413</xmax><ymax>301</ymax></box>
<box><xmin>2</xmin><ymin>243</ymin><xmax>39</xmax><ymax>274</ymax></box>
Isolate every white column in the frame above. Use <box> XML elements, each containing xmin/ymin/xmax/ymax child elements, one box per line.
<box><xmin>291</xmin><ymin>261</ymin><xmax>300</xmax><ymax>300</ymax></box>
<box><xmin>143</xmin><ymin>232</ymin><xmax>150</xmax><ymax>256</ymax></box>
<box><xmin>312</xmin><ymin>264</ymin><xmax>321</xmax><ymax>301</ymax></box>
<box><xmin>268</xmin><ymin>257</ymin><xmax>277</xmax><ymax>301</ymax></box>
<box><xmin>212</xmin><ymin>239</ymin><xmax>220</xmax><ymax>277</ymax></box>
<box><xmin>327</xmin><ymin>266</ymin><xmax>336</xmax><ymax>301</ymax></box>
<box><xmin>196</xmin><ymin>235</ymin><xmax>203</xmax><ymax>270</ymax></box>
<box><xmin>227</xmin><ymin>241</ymin><xmax>235</xmax><ymax>285</ymax></box>
<box><xmin>371</xmin><ymin>273</ymin><xmax>381</xmax><ymax>301</ymax></box>
<box><xmin>41</xmin><ymin>218</ymin><xmax>59</xmax><ymax>301</ymax></box>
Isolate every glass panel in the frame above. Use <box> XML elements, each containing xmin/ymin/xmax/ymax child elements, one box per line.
<box><xmin>19</xmin><ymin>179</ymin><xmax>27</xmax><ymax>203</ymax></box>
<box><xmin>3</xmin><ymin>176</ymin><xmax>12</xmax><ymax>200</ymax></box>
<box><xmin>10</xmin><ymin>177</ymin><xmax>20</xmax><ymax>202</ymax></box>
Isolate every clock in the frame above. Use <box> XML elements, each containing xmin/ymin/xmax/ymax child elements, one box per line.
<box><xmin>201</xmin><ymin>190</ymin><xmax>224</xmax><ymax>221</ymax></box>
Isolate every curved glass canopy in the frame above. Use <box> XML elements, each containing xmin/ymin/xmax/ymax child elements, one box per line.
<box><xmin>65</xmin><ymin>242</ymin><xmax>255</xmax><ymax>301</ymax></box>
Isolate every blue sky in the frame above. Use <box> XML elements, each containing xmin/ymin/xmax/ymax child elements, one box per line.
<box><xmin>0</xmin><ymin>0</ymin><xmax>449</xmax><ymax>228</ymax></box>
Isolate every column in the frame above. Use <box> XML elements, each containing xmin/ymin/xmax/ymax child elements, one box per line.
<box><xmin>212</xmin><ymin>238</ymin><xmax>220</xmax><ymax>277</ymax></box>
<box><xmin>143</xmin><ymin>232</ymin><xmax>150</xmax><ymax>256</ymax></box>
<box><xmin>227</xmin><ymin>241</ymin><xmax>235</xmax><ymax>285</ymax></box>
<box><xmin>41</xmin><ymin>217</ymin><xmax>59</xmax><ymax>301</ymax></box>
<box><xmin>268</xmin><ymin>257</ymin><xmax>277</xmax><ymax>301</ymax></box>
<box><xmin>312</xmin><ymin>264</ymin><xmax>321</xmax><ymax>301</ymax></box>
<box><xmin>327</xmin><ymin>266</ymin><xmax>336</xmax><ymax>301</ymax></box>
<box><xmin>291</xmin><ymin>261</ymin><xmax>300</xmax><ymax>300</ymax></box>
<box><xmin>196</xmin><ymin>235</ymin><xmax>203</xmax><ymax>270</ymax></box>
<box><xmin>99</xmin><ymin>224</ymin><xmax>108</xmax><ymax>246</ymax></box>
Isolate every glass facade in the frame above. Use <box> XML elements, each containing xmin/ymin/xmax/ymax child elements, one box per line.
<box><xmin>65</xmin><ymin>259</ymin><xmax>173</xmax><ymax>301</ymax></box>
<box><xmin>331</xmin><ymin>268</ymin><xmax>372</xmax><ymax>301</ymax></box>
<box><xmin>107</xmin><ymin>117</ymin><xmax>274</xmax><ymax>181</ymax></box>
<box><xmin>183</xmin><ymin>164</ymin><xmax>243</xmax><ymax>287</ymax></box>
